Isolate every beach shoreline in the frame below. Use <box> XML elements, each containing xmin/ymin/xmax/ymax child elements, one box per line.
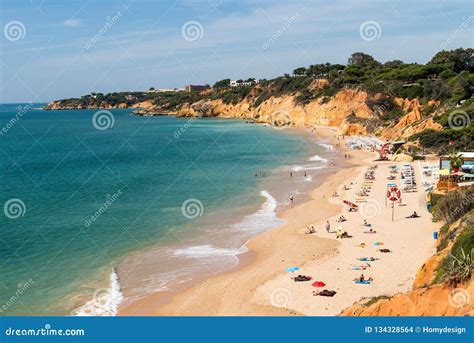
<box><xmin>119</xmin><ymin>126</ymin><xmax>379</xmax><ymax>316</ymax></box>
<box><xmin>119</xmin><ymin>125</ymin><xmax>436</xmax><ymax>316</ymax></box>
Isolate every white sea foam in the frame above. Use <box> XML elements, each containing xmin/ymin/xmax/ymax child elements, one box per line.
<box><xmin>318</xmin><ymin>143</ymin><xmax>334</xmax><ymax>151</ymax></box>
<box><xmin>231</xmin><ymin>190</ymin><xmax>285</xmax><ymax>233</ymax></box>
<box><xmin>292</xmin><ymin>165</ymin><xmax>326</xmax><ymax>172</ymax></box>
<box><xmin>304</xmin><ymin>176</ymin><xmax>313</xmax><ymax>182</ymax></box>
<box><xmin>72</xmin><ymin>268</ymin><xmax>123</xmax><ymax>316</ymax></box>
<box><xmin>173</xmin><ymin>245</ymin><xmax>247</xmax><ymax>258</ymax></box>
<box><xmin>308</xmin><ymin>155</ymin><xmax>328</xmax><ymax>163</ymax></box>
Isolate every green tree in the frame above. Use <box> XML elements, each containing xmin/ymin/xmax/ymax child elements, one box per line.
<box><xmin>213</xmin><ymin>79</ymin><xmax>231</xmax><ymax>88</ymax></box>
<box><xmin>293</xmin><ymin>67</ymin><xmax>306</xmax><ymax>76</ymax></box>
<box><xmin>347</xmin><ymin>52</ymin><xmax>380</xmax><ymax>68</ymax></box>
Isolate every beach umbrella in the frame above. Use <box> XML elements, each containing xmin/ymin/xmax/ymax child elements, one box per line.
<box><xmin>286</xmin><ymin>267</ymin><xmax>300</xmax><ymax>273</ymax></box>
<box><xmin>312</xmin><ymin>281</ymin><xmax>326</xmax><ymax>287</ymax></box>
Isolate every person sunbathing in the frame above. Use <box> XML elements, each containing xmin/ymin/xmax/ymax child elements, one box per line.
<box><xmin>358</xmin><ymin>257</ymin><xmax>378</xmax><ymax>261</ymax></box>
<box><xmin>293</xmin><ymin>275</ymin><xmax>312</xmax><ymax>282</ymax></box>
<box><xmin>337</xmin><ymin>215</ymin><xmax>347</xmax><ymax>222</ymax></box>
<box><xmin>336</xmin><ymin>230</ymin><xmax>349</xmax><ymax>239</ymax></box>
<box><xmin>354</xmin><ymin>274</ymin><xmax>373</xmax><ymax>282</ymax></box>
<box><xmin>350</xmin><ymin>263</ymin><xmax>371</xmax><ymax>270</ymax></box>
<box><xmin>306</xmin><ymin>227</ymin><xmax>316</xmax><ymax>234</ymax></box>
<box><xmin>406</xmin><ymin>211</ymin><xmax>420</xmax><ymax>218</ymax></box>
<box><xmin>313</xmin><ymin>290</ymin><xmax>336</xmax><ymax>297</ymax></box>
<box><xmin>363</xmin><ymin>220</ymin><xmax>372</xmax><ymax>227</ymax></box>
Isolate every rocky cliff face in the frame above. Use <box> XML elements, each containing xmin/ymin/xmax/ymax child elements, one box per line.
<box><xmin>170</xmin><ymin>89</ymin><xmax>372</xmax><ymax>127</ymax></box>
<box><xmin>44</xmin><ymin>87</ymin><xmax>444</xmax><ymax>141</ymax></box>
<box><xmin>378</xmin><ymin>98</ymin><xmax>443</xmax><ymax>140</ymax></box>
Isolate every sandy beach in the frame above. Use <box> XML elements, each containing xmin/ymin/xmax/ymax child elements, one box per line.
<box><xmin>119</xmin><ymin>127</ymin><xmax>436</xmax><ymax>316</ymax></box>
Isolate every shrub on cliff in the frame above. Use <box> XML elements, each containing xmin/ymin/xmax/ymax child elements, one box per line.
<box><xmin>432</xmin><ymin>188</ymin><xmax>474</xmax><ymax>224</ymax></box>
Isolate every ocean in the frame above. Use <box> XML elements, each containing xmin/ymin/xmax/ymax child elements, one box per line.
<box><xmin>0</xmin><ymin>103</ymin><xmax>338</xmax><ymax>315</ymax></box>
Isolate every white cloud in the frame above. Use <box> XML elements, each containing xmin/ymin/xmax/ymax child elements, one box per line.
<box><xmin>63</xmin><ymin>19</ymin><xmax>81</xmax><ymax>27</ymax></box>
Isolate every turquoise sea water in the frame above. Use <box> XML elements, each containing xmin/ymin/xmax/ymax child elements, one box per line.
<box><xmin>0</xmin><ymin>104</ymin><xmax>336</xmax><ymax>315</ymax></box>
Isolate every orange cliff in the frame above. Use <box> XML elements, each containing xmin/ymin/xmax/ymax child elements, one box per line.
<box><xmin>45</xmin><ymin>87</ymin><xmax>444</xmax><ymax>141</ymax></box>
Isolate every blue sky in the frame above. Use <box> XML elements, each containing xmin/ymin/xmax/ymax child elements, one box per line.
<box><xmin>0</xmin><ymin>0</ymin><xmax>472</xmax><ymax>103</ymax></box>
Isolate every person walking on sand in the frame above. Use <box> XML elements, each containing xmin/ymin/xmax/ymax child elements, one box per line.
<box><xmin>326</xmin><ymin>220</ymin><xmax>330</xmax><ymax>233</ymax></box>
<box><xmin>290</xmin><ymin>172</ymin><xmax>293</xmax><ymax>178</ymax></box>
<box><xmin>289</xmin><ymin>195</ymin><xmax>294</xmax><ymax>205</ymax></box>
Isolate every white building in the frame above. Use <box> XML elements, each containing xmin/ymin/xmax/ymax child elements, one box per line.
<box><xmin>229</xmin><ymin>79</ymin><xmax>259</xmax><ymax>87</ymax></box>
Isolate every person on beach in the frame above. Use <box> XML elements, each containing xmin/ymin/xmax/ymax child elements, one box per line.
<box><xmin>304</xmin><ymin>171</ymin><xmax>307</xmax><ymax>177</ymax></box>
<box><xmin>289</xmin><ymin>195</ymin><xmax>294</xmax><ymax>205</ymax></box>
<box><xmin>290</xmin><ymin>172</ymin><xmax>293</xmax><ymax>178</ymax></box>
<box><xmin>326</xmin><ymin>221</ymin><xmax>330</xmax><ymax>233</ymax></box>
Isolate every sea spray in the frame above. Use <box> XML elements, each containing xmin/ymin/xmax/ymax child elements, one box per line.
<box><xmin>72</xmin><ymin>268</ymin><xmax>123</xmax><ymax>316</ymax></box>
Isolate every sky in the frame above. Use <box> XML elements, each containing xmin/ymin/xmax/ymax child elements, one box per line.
<box><xmin>0</xmin><ymin>0</ymin><xmax>472</xmax><ymax>103</ymax></box>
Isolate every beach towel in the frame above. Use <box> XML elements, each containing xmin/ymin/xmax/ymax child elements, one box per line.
<box><xmin>286</xmin><ymin>267</ymin><xmax>300</xmax><ymax>273</ymax></box>
<box><xmin>374</xmin><ymin>242</ymin><xmax>383</xmax><ymax>246</ymax></box>
<box><xmin>354</xmin><ymin>280</ymin><xmax>372</xmax><ymax>284</ymax></box>
<box><xmin>364</xmin><ymin>231</ymin><xmax>376</xmax><ymax>234</ymax></box>
<box><xmin>359</xmin><ymin>257</ymin><xmax>379</xmax><ymax>261</ymax></box>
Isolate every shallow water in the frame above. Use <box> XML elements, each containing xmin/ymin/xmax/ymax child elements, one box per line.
<box><xmin>0</xmin><ymin>104</ymin><xmax>336</xmax><ymax>315</ymax></box>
